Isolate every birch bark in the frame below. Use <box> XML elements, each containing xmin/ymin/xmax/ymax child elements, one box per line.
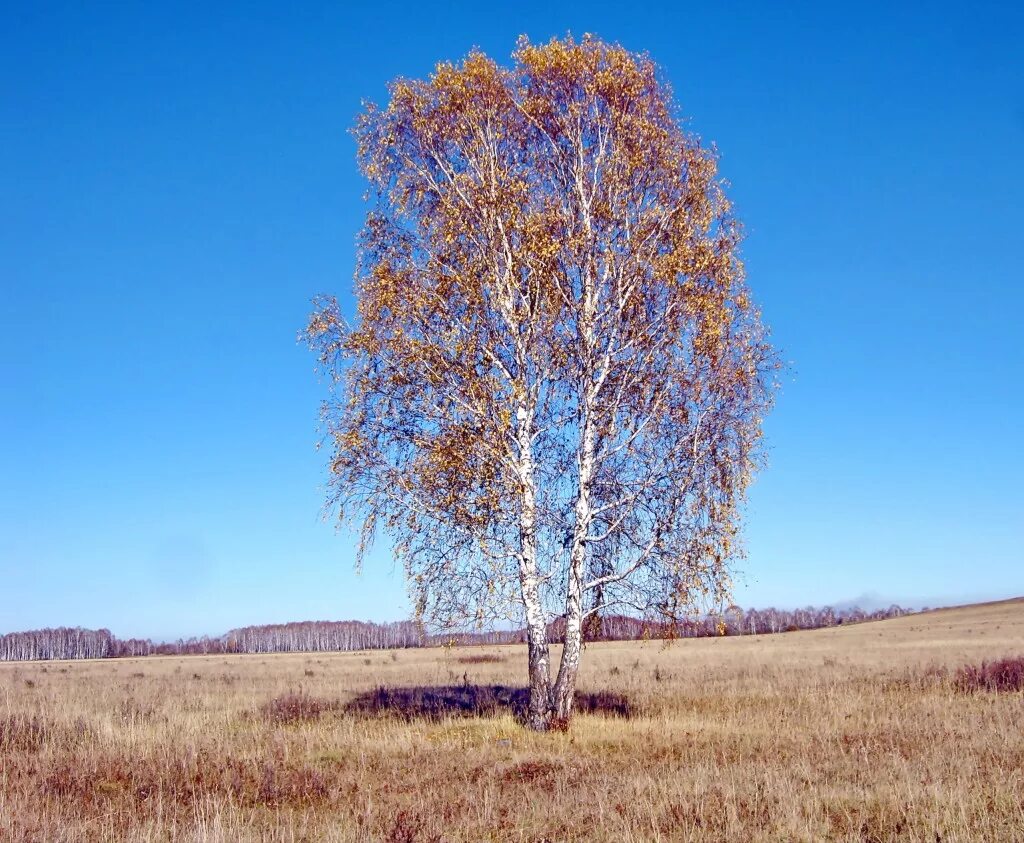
<box><xmin>515</xmin><ymin>405</ymin><xmax>552</xmax><ymax>729</ymax></box>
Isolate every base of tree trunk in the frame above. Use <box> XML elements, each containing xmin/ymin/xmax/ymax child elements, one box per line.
<box><xmin>525</xmin><ymin>712</ymin><xmax>550</xmax><ymax>732</ymax></box>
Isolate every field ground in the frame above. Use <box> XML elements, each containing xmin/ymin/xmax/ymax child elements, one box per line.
<box><xmin>1</xmin><ymin>599</ymin><xmax>1023</xmax><ymax>842</ymax></box>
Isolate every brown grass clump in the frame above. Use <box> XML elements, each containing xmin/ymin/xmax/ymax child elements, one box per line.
<box><xmin>954</xmin><ymin>655</ymin><xmax>1024</xmax><ymax>693</ymax></box>
<box><xmin>0</xmin><ymin>714</ymin><xmax>48</xmax><ymax>752</ymax></box>
<box><xmin>386</xmin><ymin>809</ymin><xmax>446</xmax><ymax>843</ymax></box>
<box><xmin>455</xmin><ymin>653</ymin><xmax>506</xmax><ymax>665</ymax></box>
<box><xmin>500</xmin><ymin>758</ymin><xmax>575</xmax><ymax>785</ymax></box>
<box><xmin>0</xmin><ymin>597</ymin><xmax>1022</xmax><ymax>841</ymax></box>
<box><xmin>262</xmin><ymin>690</ymin><xmax>337</xmax><ymax>724</ymax></box>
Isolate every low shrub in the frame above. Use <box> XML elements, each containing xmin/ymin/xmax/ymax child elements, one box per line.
<box><xmin>954</xmin><ymin>656</ymin><xmax>1024</xmax><ymax>693</ymax></box>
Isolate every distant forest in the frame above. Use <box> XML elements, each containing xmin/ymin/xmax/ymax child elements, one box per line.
<box><xmin>0</xmin><ymin>604</ymin><xmax>913</xmax><ymax>662</ymax></box>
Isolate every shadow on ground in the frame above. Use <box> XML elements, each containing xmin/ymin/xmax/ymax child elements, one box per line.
<box><xmin>344</xmin><ymin>684</ymin><xmax>633</xmax><ymax>723</ymax></box>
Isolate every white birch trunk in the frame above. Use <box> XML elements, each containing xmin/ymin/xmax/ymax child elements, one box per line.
<box><xmin>515</xmin><ymin>405</ymin><xmax>552</xmax><ymax>730</ymax></box>
<box><xmin>552</xmin><ymin>206</ymin><xmax>598</xmax><ymax>722</ymax></box>
<box><xmin>552</xmin><ymin>410</ymin><xmax>594</xmax><ymax>721</ymax></box>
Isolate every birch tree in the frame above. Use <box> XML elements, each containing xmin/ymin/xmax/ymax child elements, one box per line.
<box><xmin>306</xmin><ymin>35</ymin><xmax>777</xmax><ymax>730</ymax></box>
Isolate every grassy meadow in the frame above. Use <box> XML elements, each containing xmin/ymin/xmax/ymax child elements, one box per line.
<box><xmin>1</xmin><ymin>599</ymin><xmax>1023</xmax><ymax>842</ymax></box>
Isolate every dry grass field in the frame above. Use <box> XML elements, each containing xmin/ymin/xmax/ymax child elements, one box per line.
<box><xmin>1</xmin><ymin>599</ymin><xmax>1022</xmax><ymax>842</ymax></box>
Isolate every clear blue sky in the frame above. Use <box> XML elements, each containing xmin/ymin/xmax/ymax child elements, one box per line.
<box><xmin>2</xmin><ymin>1</ymin><xmax>1022</xmax><ymax>640</ymax></box>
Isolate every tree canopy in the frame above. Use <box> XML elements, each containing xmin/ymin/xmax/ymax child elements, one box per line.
<box><xmin>307</xmin><ymin>34</ymin><xmax>777</xmax><ymax>729</ymax></box>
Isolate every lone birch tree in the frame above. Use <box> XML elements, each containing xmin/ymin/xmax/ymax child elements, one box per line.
<box><xmin>306</xmin><ymin>35</ymin><xmax>777</xmax><ymax>730</ymax></box>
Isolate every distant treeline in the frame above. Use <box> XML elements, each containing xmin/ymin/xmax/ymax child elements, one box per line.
<box><xmin>0</xmin><ymin>620</ymin><xmax>424</xmax><ymax>661</ymax></box>
<box><xmin>0</xmin><ymin>604</ymin><xmax>912</xmax><ymax>661</ymax></box>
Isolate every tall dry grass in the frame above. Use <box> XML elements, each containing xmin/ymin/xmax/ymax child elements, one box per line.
<box><xmin>1</xmin><ymin>598</ymin><xmax>1022</xmax><ymax>842</ymax></box>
